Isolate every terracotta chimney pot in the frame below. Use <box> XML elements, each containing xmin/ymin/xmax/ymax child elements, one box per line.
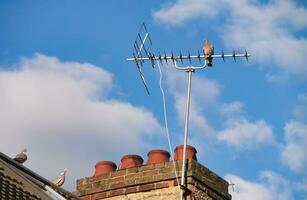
<box><xmin>120</xmin><ymin>154</ymin><xmax>143</xmax><ymax>169</ymax></box>
<box><xmin>94</xmin><ymin>161</ymin><xmax>117</xmax><ymax>176</ymax></box>
<box><xmin>174</xmin><ymin>145</ymin><xmax>197</xmax><ymax>161</ymax></box>
<box><xmin>147</xmin><ymin>149</ymin><xmax>170</xmax><ymax>164</ymax></box>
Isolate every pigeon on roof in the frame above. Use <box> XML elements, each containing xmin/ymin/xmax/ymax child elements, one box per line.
<box><xmin>53</xmin><ymin>169</ymin><xmax>67</xmax><ymax>187</ymax></box>
<box><xmin>13</xmin><ymin>149</ymin><xmax>27</xmax><ymax>164</ymax></box>
<box><xmin>203</xmin><ymin>39</ymin><xmax>214</xmax><ymax>66</ymax></box>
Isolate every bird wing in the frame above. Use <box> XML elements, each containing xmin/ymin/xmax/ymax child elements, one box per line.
<box><xmin>53</xmin><ymin>175</ymin><xmax>63</xmax><ymax>185</ymax></box>
<box><xmin>204</xmin><ymin>41</ymin><xmax>213</xmax><ymax>56</ymax></box>
<box><xmin>53</xmin><ymin>173</ymin><xmax>65</xmax><ymax>186</ymax></box>
<box><xmin>210</xmin><ymin>44</ymin><xmax>214</xmax><ymax>55</ymax></box>
<box><xmin>13</xmin><ymin>153</ymin><xmax>27</xmax><ymax>163</ymax></box>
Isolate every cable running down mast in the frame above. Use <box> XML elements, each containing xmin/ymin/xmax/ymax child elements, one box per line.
<box><xmin>127</xmin><ymin>23</ymin><xmax>250</xmax><ymax>200</ymax></box>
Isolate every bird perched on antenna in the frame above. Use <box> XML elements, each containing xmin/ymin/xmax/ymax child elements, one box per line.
<box><xmin>53</xmin><ymin>169</ymin><xmax>67</xmax><ymax>187</ymax></box>
<box><xmin>13</xmin><ymin>149</ymin><xmax>27</xmax><ymax>164</ymax></box>
<box><xmin>203</xmin><ymin>39</ymin><xmax>214</xmax><ymax>66</ymax></box>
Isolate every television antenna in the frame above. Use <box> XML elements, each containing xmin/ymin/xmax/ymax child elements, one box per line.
<box><xmin>228</xmin><ymin>177</ymin><xmax>235</xmax><ymax>192</ymax></box>
<box><xmin>127</xmin><ymin>23</ymin><xmax>250</xmax><ymax>200</ymax></box>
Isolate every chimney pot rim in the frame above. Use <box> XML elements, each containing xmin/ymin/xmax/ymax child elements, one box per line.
<box><xmin>147</xmin><ymin>149</ymin><xmax>170</xmax><ymax>157</ymax></box>
<box><xmin>174</xmin><ymin>145</ymin><xmax>197</xmax><ymax>153</ymax></box>
<box><xmin>95</xmin><ymin>161</ymin><xmax>117</xmax><ymax>168</ymax></box>
<box><xmin>121</xmin><ymin>154</ymin><xmax>144</xmax><ymax>162</ymax></box>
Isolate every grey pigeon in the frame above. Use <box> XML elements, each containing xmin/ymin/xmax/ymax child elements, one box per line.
<box><xmin>53</xmin><ymin>169</ymin><xmax>67</xmax><ymax>187</ymax></box>
<box><xmin>13</xmin><ymin>149</ymin><xmax>27</xmax><ymax>164</ymax></box>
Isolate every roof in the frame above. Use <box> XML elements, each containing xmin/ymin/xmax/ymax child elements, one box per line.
<box><xmin>0</xmin><ymin>152</ymin><xmax>81</xmax><ymax>200</ymax></box>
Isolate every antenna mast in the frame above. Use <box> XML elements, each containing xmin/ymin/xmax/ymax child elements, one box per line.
<box><xmin>127</xmin><ymin>23</ymin><xmax>250</xmax><ymax>200</ymax></box>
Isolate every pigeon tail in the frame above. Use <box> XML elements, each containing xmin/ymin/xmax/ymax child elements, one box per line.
<box><xmin>206</xmin><ymin>57</ymin><xmax>213</xmax><ymax>66</ymax></box>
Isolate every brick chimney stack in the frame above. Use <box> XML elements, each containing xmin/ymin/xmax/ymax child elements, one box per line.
<box><xmin>75</xmin><ymin>146</ymin><xmax>231</xmax><ymax>200</ymax></box>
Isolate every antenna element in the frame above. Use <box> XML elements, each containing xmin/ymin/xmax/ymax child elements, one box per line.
<box><xmin>127</xmin><ymin>24</ymin><xmax>250</xmax><ymax>200</ymax></box>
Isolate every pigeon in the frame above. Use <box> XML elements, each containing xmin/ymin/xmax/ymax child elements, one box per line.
<box><xmin>53</xmin><ymin>169</ymin><xmax>67</xmax><ymax>187</ymax></box>
<box><xmin>13</xmin><ymin>149</ymin><xmax>27</xmax><ymax>164</ymax></box>
<box><xmin>203</xmin><ymin>39</ymin><xmax>214</xmax><ymax>66</ymax></box>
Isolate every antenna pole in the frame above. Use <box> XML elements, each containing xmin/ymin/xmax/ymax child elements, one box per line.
<box><xmin>180</xmin><ymin>67</ymin><xmax>194</xmax><ymax>200</ymax></box>
<box><xmin>127</xmin><ymin>25</ymin><xmax>251</xmax><ymax>198</ymax></box>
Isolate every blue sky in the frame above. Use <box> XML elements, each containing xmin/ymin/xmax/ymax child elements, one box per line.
<box><xmin>0</xmin><ymin>0</ymin><xmax>307</xmax><ymax>199</ymax></box>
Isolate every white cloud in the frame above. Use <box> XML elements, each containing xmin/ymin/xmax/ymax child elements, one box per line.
<box><xmin>217</xmin><ymin>117</ymin><xmax>274</xmax><ymax>148</ymax></box>
<box><xmin>153</xmin><ymin>0</ymin><xmax>221</xmax><ymax>26</ymax></box>
<box><xmin>0</xmin><ymin>54</ymin><xmax>162</xmax><ymax>191</ymax></box>
<box><xmin>153</xmin><ymin>0</ymin><xmax>307</xmax><ymax>79</ymax></box>
<box><xmin>294</xmin><ymin>180</ymin><xmax>307</xmax><ymax>192</ymax></box>
<box><xmin>165</xmin><ymin>67</ymin><xmax>219</xmax><ymax>136</ymax></box>
<box><xmin>217</xmin><ymin>101</ymin><xmax>275</xmax><ymax>148</ymax></box>
<box><xmin>223</xmin><ymin>0</ymin><xmax>307</xmax><ymax>80</ymax></box>
<box><xmin>281</xmin><ymin>121</ymin><xmax>307</xmax><ymax>173</ymax></box>
<box><xmin>225</xmin><ymin>171</ymin><xmax>292</xmax><ymax>200</ymax></box>
<box><xmin>293</xmin><ymin>93</ymin><xmax>307</xmax><ymax>122</ymax></box>
<box><xmin>220</xmin><ymin>101</ymin><xmax>244</xmax><ymax>116</ymax></box>
<box><xmin>164</xmin><ymin>66</ymin><xmax>274</xmax><ymax>149</ymax></box>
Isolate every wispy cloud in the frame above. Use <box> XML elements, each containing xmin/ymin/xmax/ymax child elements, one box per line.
<box><xmin>293</xmin><ymin>93</ymin><xmax>307</xmax><ymax>122</ymax></box>
<box><xmin>217</xmin><ymin>101</ymin><xmax>274</xmax><ymax>149</ymax></box>
<box><xmin>0</xmin><ymin>54</ymin><xmax>162</xmax><ymax>190</ymax></box>
<box><xmin>281</xmin><ymin>121</ymin><xmax>307</xmax><ymax>174</ymax></box>
<box><xmin>165</xmin><ymin>67</ymin><xmax>219</xmax><ymax>136</ymax></box>
<box><xmin>153</xmin><ymin>0</ymin><xmax>307</xmax><ymax>80</ymax></box>
<box><xmin>153</xmin><ymin>0</ymin><xmax>221</xmax><ymax>26</ymax></box>
<box><xmin>225</xmin><ymin>170</ymin><xmax>292</xmax><ymax>200</ymax></box>
<box><xmin>164</xmin><ymin>65</ymin><xmax>274</xmax><ymax>150</ymax></box>
<box><xmin>217</xmin><ymin>117</ymin><xmax>274</xmax><ymax>149</ymax></box>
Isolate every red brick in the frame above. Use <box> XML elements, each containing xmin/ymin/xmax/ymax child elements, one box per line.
<box><xmin>125</xmin><ymin>186</ymin><xmax>138</xmax><ymax>194</ymax></box>
<box><xmin>138</xmin><ymin>183</ymin><xmax>155</xmax><ymax>192</ymax></box>
<box><xmin>107</xmin><ymin>189</ymin><xmax>125</xmax><ymax>197</ymax></box>
<box><xmin>168</xmin><ymin>180</ymin><xmax>177</xmax><ymax>186</ymax></box>
<box><xmin>81</xmin><ymin>195</ymin><xmax>91</xmax><ymax>200</ymax></box>
<box><xmin>155</xmin><ymin>182</ymin><xmax>168</xmax><ymax>189</ymax></box>
<box><xmin>84</xmin><ymin>187</ymin><xmax>103</xmax><ymax>195</ymax></box>
<box><xmin>173</xmin><ymin>179</ymin><xmax>179</xmax><ymax>186</ymax></box>
<box><xmin>92</xmin><ymin>192</ymin><xmax>107</xmax><ymax>200</ymax></box>
<box><xmin>155</xmin><ymin>180</ymin><xmax>176</xmax><ymax>189</ymax></box>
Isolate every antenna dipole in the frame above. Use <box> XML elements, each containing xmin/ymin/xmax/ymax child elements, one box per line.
<box><xmin>127</xmin><ymin>23</ymin><xmax>250</xmax><ymax>200</ymax></box>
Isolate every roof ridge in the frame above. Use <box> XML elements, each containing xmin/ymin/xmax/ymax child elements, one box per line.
<box><xmin>0</xmin><ymin>151</ymin><xmax>80</xmax><ymax>200</ymax></box>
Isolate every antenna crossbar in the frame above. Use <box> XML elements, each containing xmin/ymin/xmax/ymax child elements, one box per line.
<box><xmin>128</xmin><ymin>53</ymin><xmax>250</xmax><ymax>62</ymax></box>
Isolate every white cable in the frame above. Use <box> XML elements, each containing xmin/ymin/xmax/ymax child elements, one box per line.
<box><xmin>156</xmin><ymin>61</ymin><xmax>180</xmax><ymax>186</ymax></box>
